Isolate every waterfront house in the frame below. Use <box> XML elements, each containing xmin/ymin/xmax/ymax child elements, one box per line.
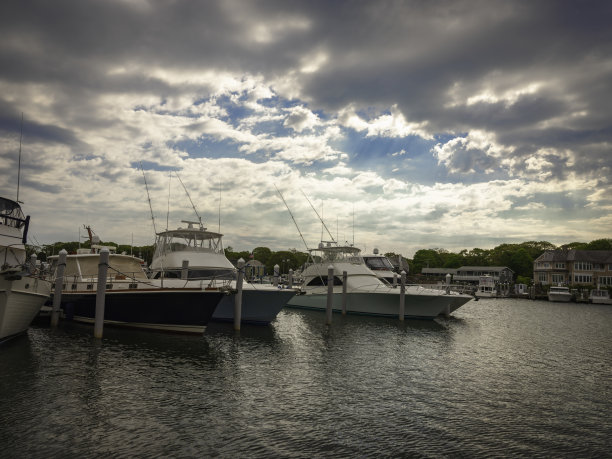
<box><xmin>533</xmin><ymin>250</ymin><xmax>612</xmax><ymax>286</ymax></box>
<box><xmin>453</xmin><ymin>266</ymin><xmax>514</xmax><ymax>284</ymax></box>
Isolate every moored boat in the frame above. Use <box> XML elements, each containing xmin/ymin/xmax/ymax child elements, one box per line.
<box><xmin>149</xmin><ymin>220</ymin><xmax>297</xmax><ymax>325</ymax></box>
<box><xmin>547</xmin><ymin>286</ymin><xmax>572</xmax><ymax>303</ymax></box>
<box><xmin>287</xmin><ymin>241</ymin><xmax>472</xmax><ymax>319</ymax></box>
<box><xmin>48</xmin><ymin>238</ymin><xmax>225</xmax><ymax>334</ymax></box>
<box><xmin>1</xmin><ymin>197</ymin><xmax>52</xmax><ymax>343</ymax></box>
<box><xmin>475</xmin><ymin>275</ymin><xmax>497</xmax><ymax>298</ymax></box>
<box><xmin>589</xmin><ymin>289</ymin><xmax>612</xmax><ymax>305</ymax></box>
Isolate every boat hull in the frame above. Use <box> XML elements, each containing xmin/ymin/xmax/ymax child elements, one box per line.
<box><xmin>212</xmin><ymin>288</ymin><xmax>297</xmax><ymax>325</ymax></box>
<box><xmin>287</xmin><ymin>287</ymin><xmax>469</xmax><ymax>320</ymax></box>
<box><xmin>547</xmin><ymin>293</ymin><xmax>572</xmax><ymax>302</ymax></box>
<box><xmin>0</xmin><ymin>275</ymin><xmax>51</xmax><ymax>343</ymax></box>
<box><xmin>55</xmin><ymin>289</ymin><xmax>225</xmax><ymax>334</ymax></box>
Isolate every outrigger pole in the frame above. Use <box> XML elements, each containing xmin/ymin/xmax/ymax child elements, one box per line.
<box><xmin>274</xmin><ymin>185</ymin><xmax>310</xmax><ymax>253</ymax></box>
<box><xmin>140</xmin><ymin>162</ymin><xmax>157</xmax><ymax>236</ymax></box>
<box><xmin>175</xmin><ymin>171</ymin><xmax>203</xmax><ymax>228</ymax></box>
<box><xmin>300</xmin><ymin>189</ymin><xmax>336</xmax><ymax>243</ymax></box>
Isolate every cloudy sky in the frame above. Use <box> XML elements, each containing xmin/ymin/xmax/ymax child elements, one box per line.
<box><xmin>1</xmin><ymin>0</ymin><xmax>611</xmax><ymax>256</ymax></box>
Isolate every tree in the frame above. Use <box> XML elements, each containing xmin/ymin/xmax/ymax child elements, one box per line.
<box><xmin>585</xmin><ymin>239</ymin><xmax>612</xmax><ymax>250</ymax></box>
<box><xmin>252</xmin><ymin>247</ymin><xmax>272</xmax><ymax>265</ymax></box>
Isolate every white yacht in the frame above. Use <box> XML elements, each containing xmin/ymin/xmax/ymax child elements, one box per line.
<box><xmin>547</xmin><ymin>286</ymin><xmax>572</xmax><ymax>303</ymax></box>
<box><xmin>287</xmin><ymin>241</ymin><xmax>472</xmax><ymax>319</ymax></box>
<box><xmin>588</xmin><ymin>289</ymin><xmax>611</xmax><ymax>305</ymax></box>
<box><xmin>1</xmin><ymin>197</ymin><xmax>52</xmax><ymax>343</ymax></box>
<box><xmin>149</xmin><ymin>221</ymin><xmax>297</xmax><ymax>325</ymax></box>
<box><xmin>47</xmin><ymin>234</ymin><xmax>225</xmax><ymax>334</ymax></box>
<box><xmin>475</xmin><ymin>275</ymin><xmax>497</xmax><ymax>298</ymax></box>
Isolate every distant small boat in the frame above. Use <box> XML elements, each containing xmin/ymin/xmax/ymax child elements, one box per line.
<box><xmin>1</xmin><ymin>197</ymin><xmax>52</xmax><ymax>343</ymax></box>
<box><xmin>547</xmin><ymin>286</ymin><xmax>572</xmax><ymax>303</ymax></box>
<box><xmin>589</xmin><ymin>289</ymin><xmax>612</xmax><ymax>305</ymax></box>
<box><xmin>475</xmin><ymin>275</ymin><xmax>497</xmax><ymax>298</ymax></box>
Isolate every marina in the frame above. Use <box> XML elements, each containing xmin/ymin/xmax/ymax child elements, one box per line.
<box><xmin>1</xmin><ymin>298</ymin><xmax>611</xmax><ymax>457</ymax></box>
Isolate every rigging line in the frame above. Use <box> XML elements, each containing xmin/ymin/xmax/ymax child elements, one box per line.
<box><xmin>300</xmin><ymin>189</ymin><xmax>335</xmax><ymax>243</ymax></box>
<box><xmin>175</xmin><ymin>171</ymin><xmax>203</xmax><ymax>227</ymax></box>
<box><xmin>140</xmin><ymin>162</ymin><xmax>157</xmax><ymax>236</ymax></box>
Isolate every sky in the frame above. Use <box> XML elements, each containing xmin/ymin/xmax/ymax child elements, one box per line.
<box><xmin>1</xmin><ymin>0</ymin><xmax>611</xmax><ymax>257</ymax></box>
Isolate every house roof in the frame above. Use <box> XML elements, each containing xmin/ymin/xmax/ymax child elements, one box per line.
<box><xmin>535</xmin><ymin>250</ymin><xmax>612</xmax><ymax>263</ymax></box>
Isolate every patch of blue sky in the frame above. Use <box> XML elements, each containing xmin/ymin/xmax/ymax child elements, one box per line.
<box><xmin>168</xmin><ymin>137</ymin><xmax>241</xmax><ymax>160</ymax></box>
<box><xmin>131</xmin><ymin>160</ymin><xmax>176</xmax><ymax>172</ymax></box>
<box><xmin>504</xmin><ymin>190</ymin><xmax>591</xmax><ymax>213</ymax></box>
<box><xmin>333</xmin><ymin>129</ymin><xmax>447</xmax><ymax>185</ymax></box>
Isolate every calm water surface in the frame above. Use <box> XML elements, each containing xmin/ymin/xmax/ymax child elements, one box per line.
<box><xmin>1</xmin><ymin>299</ymin><xmax>611</xmax><ymax>458</ymax></box>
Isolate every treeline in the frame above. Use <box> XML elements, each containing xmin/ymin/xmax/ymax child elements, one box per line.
<box><xmin>399</xmin><ymin>239</ymin><xmax>612</xmax><ymax>283</ymax></box>
<box><xmin>34</xmin><ymin>238</ymin><xmax>612</xmax><ymax>282</ymax></box>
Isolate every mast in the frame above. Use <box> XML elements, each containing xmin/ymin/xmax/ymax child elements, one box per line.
<box><xmin>16</xmin><ymin>112</ymin><xmax>23</xmax><ymax>203</ymax></box>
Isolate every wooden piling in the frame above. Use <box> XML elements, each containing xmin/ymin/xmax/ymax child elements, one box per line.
<box><xmin>50</xmin><ymin>249</ymin><xmax>67</xmax><ymax>328</ymax></box>
<box><xmin>93</xmin><ymin>248</ymin><xmax>109</xmax><ymax>339</ymax></box>
<box><xmin>234</xmin><ymin>258</ymin><xmax>245</xmax><ymax>331</ymax></box>
<box><xmin>326</xmin><ymin>265</ymin><xmax>334</xmax><ymax>325</ymax></box>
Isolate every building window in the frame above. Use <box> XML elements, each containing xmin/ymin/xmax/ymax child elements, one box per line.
<box><xmin>552</xmin><ymin>274</ymin><xmax>564</xmax><ymax>283</ymax></box>
<box><xmin>599</xmin><ymin>276</ymin><xmax>612</xmax><ymax>286</ymax></box>
<box><xmin>574</xmin><ymin>262</ymin><xmax>593</xmax><ymax>271</ymax></box>
<box><xmin>573</xmin><ymin>274</ymin><xmax>593</xmax><ymax>283</ymax></box>
<box><xmin>554</xmin><ymin>262</ymin><xmax>565</xmax><ymax>269</ymax></box>
<box><xmin>538</xmin><ymin>272</ymin><xmax>548</xmax><ymax>283</ymax></box>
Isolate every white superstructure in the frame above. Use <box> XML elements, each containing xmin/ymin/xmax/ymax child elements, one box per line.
<box><xmin>150</xmin><ymin>221</ymin><xmax>296</xmax><ymax>324</ymax></box>
<box><xmin>547</xmin><ymin>286</ymin><xmax>572</xmax><ymax>302</ymax></box>
<box><xmin>0</xmin><ymin>197</ymin><xmax>51</xmax><ymax>343</ymax></box>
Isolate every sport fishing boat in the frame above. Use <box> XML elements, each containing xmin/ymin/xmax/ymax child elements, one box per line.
<box><xmin>149</xmin><ymin>221</ymin><xmax>297</xmax><ymax>325</ymax></box>
<box><xmin>0</xmin><ymin>197</ymin><xmax>52</xmax><ymax>343</ymax></box>
<box><xmin>547</xmin><ymin>285</ymin><xmax>572</xmax><ymax>303</ymax></box>
<box><xmin>47</xmin><ymin>231</ymin><xmax>225</xmax><ymax>334</ymax></box>
<box><xmin>287</xmin><ymin>241</ymin><xmax>472</xmax><ymax>319</ymax></box>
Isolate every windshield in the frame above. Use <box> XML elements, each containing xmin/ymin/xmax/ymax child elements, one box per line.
<box><xmin>363</xmin><ymin>256</ymin><xmax>394</xmax><ymax>270</ymax></box>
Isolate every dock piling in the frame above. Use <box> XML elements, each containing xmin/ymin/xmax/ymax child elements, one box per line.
<box><xmin>94</xmin><ymin>248</ymin><xmax>109</xmax><ymax>339</ymax></box>
<box><xmin>326</xmin><ymin>265</ymin><xmax>334</xmax><ymax>325</ymax></box>
<box><xmin>50</xmin><ymin>249</ymin><xmax>67</xmax><ymax>328</ymax></box>
<box><xmin>342</xmin><ymin>270</ymin><xmax>347</xmax><ymax>315</ymax></box>
<box><xmin>234</xmin><ymin>258</ymin><xmax>245</xmax><ymax>331</ymax></box>
<box><xmin>273</xmin><ymin>264</ymin><xmax>280</xmax><ymax>287</ymax></box>
<box><xmin>399</xmin><ymin>270</ymin><xmax>406</xmax><ymax>321</ymax></box>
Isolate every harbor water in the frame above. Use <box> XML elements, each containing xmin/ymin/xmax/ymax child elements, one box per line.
<box><xmin>1</xmin><ymin>298</ymin><xmax>611</xmax><ymax>458</ymax></box>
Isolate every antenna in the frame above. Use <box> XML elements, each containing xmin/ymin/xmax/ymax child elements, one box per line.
<box><xmin>166</xmin><ymin>172</ymin><xmax>171</xmax><ymax>231</ymax></box>
<box><xmin>140</xmin><ymin>162</ymin><xmax>157</xmax><ymax>235</ymax></box>
<box><xmin>275</xmin><ymin>185</ymin><xmax>309</xmax><ymax>252</ymax></box>
<box><xmin>218</xmin><ymin>179</ymin><xmax>221</xmax><ymax>233</ymax></box>
<box><xmin>16</xmin><ymin>113</ymin><xmax>23</xmax><ymax>203</ymax></box>
<box><xmin>300</xmin><ymin>189</ymin><xmax>336</xmax><ymax>243</ymax></box>
<box><xmin>352</xmin><ymin>203</ymin><xmax>355</xmax><ymax>246</ymax></box>
<box><xmin>175</xmin><ymin>171</ymin><xmax>203</xmax><ymax>228</ymax></box>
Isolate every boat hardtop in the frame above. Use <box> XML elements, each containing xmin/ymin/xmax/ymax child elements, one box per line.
<box><xmin>150</xmin><ymin>221</ymin><xmax>234</xmax><ymax>278</ymax></box>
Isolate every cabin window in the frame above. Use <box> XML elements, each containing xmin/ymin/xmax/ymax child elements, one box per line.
<box><xmin>306</xmin><ymin>276</ymin><xmax>343</xmax><ymax>287</ymax></box>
